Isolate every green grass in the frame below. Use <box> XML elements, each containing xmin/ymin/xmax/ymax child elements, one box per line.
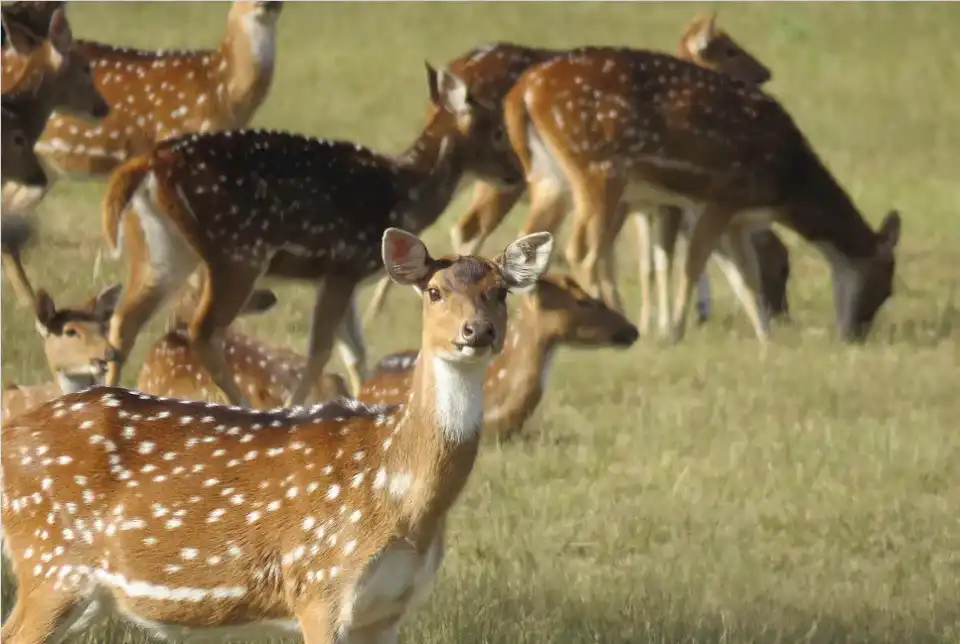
<box><xmin>3</xmin><ymin>2</ymin><xmax>960</xmax><ymax>642</ymax></box>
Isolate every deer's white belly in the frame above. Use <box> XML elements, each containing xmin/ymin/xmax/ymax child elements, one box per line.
<box><xmin>346</xmin><ymin>532</ymin><xmax>445</xmax><ymax>630</ymax></box>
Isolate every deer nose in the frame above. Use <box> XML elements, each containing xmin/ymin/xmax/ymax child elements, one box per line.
<box><xmin>104</xmin><ymin>346</ymin><xmax>120</xmax><ymax>363</ymax></box>
<box><xmin>461</xmin><ymin>320</ymin><xmax>496</xmax><ymax>347</ymax></box>
<box><xmin>94</xmin><ymin>100</ymin><xmax>110</xmax><ymax>119</ymax></box>
<box><xmin>612</xmin><ymin>325</ymin><xmax>640</xmax><ymax>347</ymax></box>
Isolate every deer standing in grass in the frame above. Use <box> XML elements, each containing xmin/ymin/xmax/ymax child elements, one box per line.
<box><xmin>504</xmin><ymin>47</ymin><xmax>901</xmax><ymax>344</ymax></box>
<box><xmin>137</xmin><ymin>284</ymin><xmax>350</xmax><ymax>407</ymax></box>
<box><xmin>363</xmin><ymin>13</ymin><xmax>792</xmax><ymax>329</ymax></box>
<box><xmin>0</xmin><ymin>227</ymin><xmax>554</xmax><ymax>644</ymax></box>
<box><xmin>99</xmin><ymin>64</ymin><xmax>517</xmax><ymax>407</ymax></box>
<box><xmin>0</xmin><ymin>216</ymin><xmax>120</xmax><ymax>422</ymax></box>
<box><xmin>359</xmin><ymin>274</ymin><xmax>638</xmax><ymax>440</ymax></box>
<box><xmin>1</xmin><ymin>6</ymin><xmax>110</xmax><ymax>305</ymax></box>
<box><xmin>2</xmin><ymin>1</ymin><xmax>282</xmax><ymax>219</ymax></box>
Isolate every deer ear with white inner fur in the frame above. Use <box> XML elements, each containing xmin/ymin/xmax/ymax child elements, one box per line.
<box><xmin>382</xmin><ymin>228</ymin><xmax>434</xmax><ymax>288</ymax></box>
<box><xmin>89</xmin><ymin>284</ymin><xmax>123</xmax><ymax>321</ymax></box>
<box><xmin>498</xmin><ymin>232</ymin><xmax>554</xmax><ymax>293</ymax></box>
<box><xmin>47</xmin><ymin>8</ymin><xmax>72</xmax><ymax>55</ymax></box>
<box><xmin>435</xmin><ymin>68</ymin><xmax>472</xmax><ymax>116</ymax></box>
<box><xmin>34</xmin><ymin>289</ymin><xmax>57</xmax><ymax>337</ymax></box>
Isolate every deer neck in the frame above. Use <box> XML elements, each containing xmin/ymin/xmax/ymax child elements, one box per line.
<box><xmin>380</xmin><ymin>347</ymin><xmax>487</xmax><ymax>532</ymax></box>
<box><xmin>217</xmin><ymin>12</ymin><xmax>277</xmax><ymax>126</ymax></box>
<box><xmin>393</xmin><ymin>128</ymin><xmax>467</xmax><ymax>235</ymax></box>
<box><xmin>56</xmin><ymin>372</ymin><xmax>98</xmax><ymax>395</ymax></box>
<box><xmin>482</xmin><ymin>306</ymin><xmax>558</xmax><ymax>437</ymax></box>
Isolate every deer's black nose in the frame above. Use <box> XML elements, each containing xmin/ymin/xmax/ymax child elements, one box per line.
<box><xmin>461</xmin><ymin>320</ymin><xmax>496</xmax><ymax>347</ymax></box>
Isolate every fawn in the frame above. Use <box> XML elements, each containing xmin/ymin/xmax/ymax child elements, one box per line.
<box><xmin>0</xmin><ymin>227</ymin><xmax>554</xmax><ymax>643</ymax></box>
<box><xmin>359</xmin><ymin>274</ymin><xmax>639</xmax><ymax>440</ymax></box>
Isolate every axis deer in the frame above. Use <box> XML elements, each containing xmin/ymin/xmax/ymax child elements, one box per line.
<box><xmin>0</xmin><ymin>227</ymin><xmax>554</xmax><ymax>644</ymax></box>
<box><xmin>0</xmin><ymin>216</ymin><xmax>120</xmax><ymax>422</ymax></box>
<box><xmin>1</xmin><ymin>0</ymin><xmax>283</xmax><ymax>217</ymax></box>
<box><xmin>362</xmin><ymin>13</ymin><xmax>791</xmax><ymax>328</ymax></box>
<box><xmin>137</xmin><ymin>286</ymin><xmax>351</xmax><ymax>407</ymax></box>
<box><xmin>98</xmin><ymin>64</ymin><xmax>518</xmax><ymax>408</ymax></box>
<box><xmin>503</xmin><ymin>47</ymin><xmax>901</xmax><ymax>344</ymax></box>
<box><xmin>1</xmin><ymin>5</ymin><xmax>110</xmax><ymax>306</ymax></box>
<box><xmin>359</xmin><ymin>274</ymin><xmax>638</xmax><ymax>440</ymax></box>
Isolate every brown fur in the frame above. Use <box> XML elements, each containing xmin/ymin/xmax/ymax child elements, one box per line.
<box><xmin>0</xmin><ymin>229</ymin><xmax>553</xmax><ymax>643</ymax></box>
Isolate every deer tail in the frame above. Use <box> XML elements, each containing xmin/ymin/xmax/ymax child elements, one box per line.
<box><xmin>102</xmin><ymin>154</ymin><xmax>153</xmax><ymax>259</ymax></box>
<box><xmin>502</xmin><ymin>79</ymin><xmax>538</xmax><ymax>183</ymax></box>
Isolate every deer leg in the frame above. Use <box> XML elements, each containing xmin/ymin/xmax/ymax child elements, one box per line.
<box><xmin>595</xmin><ymin>199</ymin><xmax>630</xmax><ymax>314</ymax></box>
<box><xmin>695</xmin><ymin>270</ymin><xmax>713</xmax><ymax>324</ymax></box>
<box><xmin>335</xmin><ymin>293</ymin><xmax>367</xmax><ymax>396</ymax></box>
<box><xmin>0</xmin><ymin>585</ymin><xmax>92</xmax><ymax>644</ymax></box>
<box><xmin>287</xmin><ymin>275</ymin><xmax>356</xmax><ymax>408</ymax></box>
<box><xmin>187</xmin><ymin>264</ymin><xmax>264</xmax><ymax>407</ymax></box>
<box><xmin>297</xmin><ymin>598</ymin><xmax>339</xmax><ymax>644</ymax></box>
<box><xmin>361</xmin><ymin>274</ymin><xmax>394</xmax><ymax>328</ymax></box>
<box><xmin>564</xmin><ymin>170</ymin><xmax>625</xmax><ymax>305</ymax></box>
<box><xmin>2</xmin><ymin>180</ymin><xmax>49</xmax><ymax>217</ymax></box>
<box><xmin>653</xmin><ymin>206</ymin><xmax>682</xmax><ymax>337</ymax></box>
<box><xmin>670</xmin><ymin>206</ymin><xmax>729</xmax><ymax>344</ymax></box>
<box><xmin>2</xmin><ymin>248</ymin><xmax>36</xmax><ymax>308</ymax></box>
<box><xmin>634</xmin><ymin>211</ymin><xmax>654</xmax><ymax>336</ymax></box>
<box><xmin>450</xmin><ymin>180</ymin><xmax>524</xmax><ymax>256</ymax></box>
<box><xmin>347</xmin><ymin>617</ymin><xmax>401</xmax><ymax>644</ymax></box>
<box><xmin>713</xmin><ymin>227</ymin><xmax>770</xmax><ymax>344</ymax></box>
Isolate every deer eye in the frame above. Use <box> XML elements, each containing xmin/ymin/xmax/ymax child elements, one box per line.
<box><xmin>427</xmin><ymin>287</ymin><xmax>442</xmax><ymax>303</ymax></box>
<box><xmin>63</xmin><ymin>327</ymin><xmax>79</xmax><ymax>338</ymax></box>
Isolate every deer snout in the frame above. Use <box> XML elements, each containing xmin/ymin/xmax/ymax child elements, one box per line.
<box><xmin>611</xmin><ymin>325</ymin><xmax>640</xmax><ymax>347</ymax></box>
<box><xmin>460</xmin><ymin>320</ymin><xmax>496</xmax><ymax>348</ymax></box>
<box><xmin>92</xmin><ymin>98</ymin><xmax>111</xmax><ymax>120</ymax></box>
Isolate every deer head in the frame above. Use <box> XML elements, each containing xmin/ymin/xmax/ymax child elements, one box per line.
<box><xmin>840</xmin><ymin>210</ymin><xmax>900</xmax><ymax>342</ymax></box>
<box><xmin>680</xmin><ymin>13</ymin><xmax>772</xmax><ymax>86</ymax></box>
<box><xmin>33</xmin><ymin>284</ymin><xmax>122</xmax><ymax>392</ymax></box>
<box><xmin>530</xmin><ymin>275</ymin><xmax>640</xmax><ymax>347</ymax></box>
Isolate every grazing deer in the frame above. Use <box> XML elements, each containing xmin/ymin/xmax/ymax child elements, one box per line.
<box><xmin>1</xmin><ymin>5</ymin><xmax>110</xmax><ymax>306</ymax></box>
<box><xmin>0</xmin><ymin>216</ymin><xmax>120</xmax><ymax>422</ymax></box>
<box><xmin>98</xmin><ymin>64</ymin><xmax>518</xmax><ymax>408</ymax></box>
<box><xmin>0</xmin><ymin>228</ymin><xmax>553</xmax><ymax>644</ymax></box>
<box><xmin>359</xmin><ymin>274</ymin><xmax>638</xmax><ymax>440</ymax></box>
<box><xmin>137</xmin><ymin>285</ymin><xmax>351</xmax><ymax>407</ymax></box>
<box><xmin>1</xmin><ymin>0</ymin><xmax>283</xmax><ymax>217</ymax></box>
<box><xmin>503</xmin><ymin>47</ymin><xmax>900</xmax><ymax>344</ymax></box>
<box><xmin>362</xmin><ymin>13</ymin><xmax>792</xmax><ymax>329</ymax></box>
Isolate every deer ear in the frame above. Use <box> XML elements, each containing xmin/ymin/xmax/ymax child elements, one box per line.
<box><xmin>877</xmin><ymin>210</ymin><xmax>901</xmax><ymax>255</ymax></box>
<box><xmin>242</xmin><ymin>289</ymin><xmax>278</xmax><ymax>316</ymax></box>
<box><xmin>435</xmin><ymin>68</ymin><xmax>472</xmax><ymax>116</ymax></box>
<box><xmin>498</xmin><ymin>232</ymin><xmax>554</xmax><ymax>293</ymax></box>
<box><xmin>424</xmin><ymin>61</ymin><xmax>440</xmax><ymax>105</ymax></box>
<box><xmin>688</xmin><ymin>13</ymin><xmax>716</xmax><ymax>54</ymax></box>
<box><xmin>47</xmin><ymin>8</ymin><xmax>72</xmax><ymax>55</ymax></box>
<box><xmin>2</xmin><ymin>17</ymin><xmax>42</xmax><ymax>55</ymax></box>
<box><xmin>382</xmin><ymin>228</ymin><xmax>433</xmax><ymax>287</ymax></box>
<box><xmin>90</xmin><ymin>284</ymin><xmax>122</xmax><ymax>321</ymax></box>
<box><xmin>34</xmin><ymin>288</ymin><xmax>57</xmax><ymax>336</ymax></box>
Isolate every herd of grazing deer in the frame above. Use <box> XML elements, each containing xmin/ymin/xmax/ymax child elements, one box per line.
<box><xmin>0</xmin><ymin>2</ymin><xmax>903</xmax><ymax>642</ymax></box>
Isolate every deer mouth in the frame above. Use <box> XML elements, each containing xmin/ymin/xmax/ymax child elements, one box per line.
<box><xmin>450</xmin><ymin>340</ymin><xmax>495</xmax><ymax>362</ymax></box>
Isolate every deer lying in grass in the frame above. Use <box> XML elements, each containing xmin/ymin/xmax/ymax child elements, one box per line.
<box><xmin>137</xmin><ymin>284</ymin><xmax>350</xmax><ymax>407</ymax></box>
<box><xmin>0</xmin><ymin>217</ymin><xmax>120</xmax><ymax>422</ymax></box>
<box><xmin>363</xmin><ymin>13</ymin><xmax>793</xmax><ymax>329</ymax></box>
<box><xmin>359</xmin><ymin>274</ymin><xmax>638</xmax><ymax>440</ymax></box>
<box><xmin>504</xmin><ymin>47</ymin><xmax>900</xmax><ymax>344</ymax></box>
<box><xmin>0</xmin><ymin>227</ymin><xmax>553</xmax><ymax>644</ymax></box>
<box><xmin>98</xmin><ymin>64</ymin><xmax>519</xmax><ymax>408</ymax></box>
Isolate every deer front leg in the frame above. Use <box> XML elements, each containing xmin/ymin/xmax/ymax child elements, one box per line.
<box><xmin>670</xmin><ymin>205</ymin><xmax>729</xmax><ymax>344</ymax></box>
<box><xmin>335</xmin><ymin>293</ymin><xmax>367</xmax><ymax>396</ymax></box>
<box><xmin>450</xmin><ymin>180</ymin><xmax>524</xmax><ymax>256</ymax></box>
<box><xmin>713</xmin><ymin>226</ymin><xmax>770</xmax><ymax>344</ymax></box>
<box><xmin>633</xmin><ymin>211</ymin><xmax>654</xmax><ymax>335</ymax></box>
<box><xmin>362</xmin><ymin>274</ymin><xmax>393</xmax><ymax>328</ymax></box>
<box><xmin>2</xmin><ymin>248</ymin><xmax>36</xmax><ymax>309</ymax></box>
<box><xmin>288</xmin><ymin>275</ymin><xmax>356</xmax><ymax>408</ymax></box>
<box><xmin>654</xmin><ymin>206</ymin><xmax>683</xmax><ymax>337</ymax></box>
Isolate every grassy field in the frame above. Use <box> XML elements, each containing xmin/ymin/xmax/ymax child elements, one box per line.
<box><xmin>3</xmin><ymin>2</ymin><xmax>960</xmax><ymax>642</ymax></box>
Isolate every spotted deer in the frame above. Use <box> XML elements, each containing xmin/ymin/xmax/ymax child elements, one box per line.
<box><xmin>362</xmin><ymin>13</ymin><xmax>793</xmax><ymax>328</ymax></box>
<box><xmin>504</xmin><ymin>47</ymin><xmax>901</xmax><ymax>344</ymax></box>
<box><xmin>1</xmin><ymin>6</ymin><xmax>110</xmax><ymax>305</ymax></box>
<box><xmin>0</xmin><ymin>216</ymin><xmax>120</xmax><ymax>422</ymax></box>
<box><xmin>1</xmin><ymin>1</ymin><xmax>282</xmax><ymax>218</ymax></box>
<box><xmin>137</xmin><ymin>285</ymin><xmax>351</xmax><ymax>407</ymax></box>
<box><xmin>359</xmin><ymin>274</ymin><xmax>638</xmax><ymax>440</ymax></box>
<box><xmin>0</xmin><ymin>228</ymin><xmax>554</xmax><ymax>644</ymax></box>
<box><xmin>98</xmin><ymin>64</ymin><xmax>517</xmax><ymax>408</ymax></box>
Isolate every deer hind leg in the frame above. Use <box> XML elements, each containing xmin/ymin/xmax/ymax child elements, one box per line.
<box><xmin>335</xmin><ymin>293</ymin><xmax>367</xmax><ymax>396</ymax></box>
<box><xmin>1</xmin><ymin>584</ymin><xmax>95</xmax><ymax>644</ymax></box>
<box><xmin>361</xmin><ymin>274</ymin><xmax>394</xmax><ymax>329</ymax></box>
<box><xmin>2</xmin><ymin>246</ymin><xmax>36</xmax><ymax>309</ymax></box>
<box><xmin>595</xmin><ymin>199</ymin><xmax>630</xmax><ymax>314</ymax></box>
<box><xmin>565</xmin><ymin>170</ymin><xmax>625</xmax><ymax>309</ymax></box>
<box><xmin>287</xmin><ymin>275</ymin><xmax>357</xmax><ymax>408</ymax></box>
<box><xmin>712</xmin><ymin>226</ymin><xmax>770</xmax><ymax>344</ymax></box>
<box><xmin>652</xmin><ymin>206</ymin><xmax>684</xmax><ymax>337</ymax></box>
<box><xmin>187</xmin><ymin>263</ymin><xmax>265</xmax><ymax>407</ymax></box>
<box><xmin>633</xmin><ymin>210</ymin><xmax>655</xmax><ymax>336</ymax></box>
<box><xmin>105</xmin><ymin>201</ymin><xmax>198</xmax><ymax>387</ymax></box>
<box><xmin>450</xmin><ymin>180</ymin><xmax>524</xmax><ymax>256</ymax></box>
<box><xmin>670</xmin><ymin>204</ymin><xmax>730</xmax><ymax>344</ymax></box>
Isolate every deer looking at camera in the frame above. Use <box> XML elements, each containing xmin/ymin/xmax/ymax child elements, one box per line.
<box><xmin>503</xmin><ymin>47</ymin><xmax>900</xmax><ymax>344</ymax></box>
<box><xmin>0</xmin><ymin>228</ymin><xmax>553</xmax><ymax>644</ymax></box>
<box><xmin>98</xmin><ymin>63</ymin><xmax>518</xmax><ymax>408</ymax></box>
<box><xmin>137</xmin><ymin>282</ymin><xmax>350</xmax><ymax>407</ymax></box>
<box><xmin>1</xmin><ymin>1</ymin><xmax>282</xmax><ymax>220</ymax></box>
<box><xmin>359</xmin><ymin>274</ymin><xmax>638</xmax><ymax>440</ymax></box>
<box><xmin>0</xmin><ymin>216</ymin><xmax>120</xmax><ymax>422</ymax></box>
<box><xmin>362</xmin><ymin>13</ymin><xmax>792</xmax><ymax>328</ymax></box>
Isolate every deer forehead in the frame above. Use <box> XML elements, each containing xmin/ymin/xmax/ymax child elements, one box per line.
<box><xmin>430</xmin><ymin>257</ymin><xmax>503</xmax><ymax>293</ymax></box>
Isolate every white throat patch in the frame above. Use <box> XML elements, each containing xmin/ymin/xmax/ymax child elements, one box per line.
<box><xmin>430</xmin><ymin>357</ymin><xmax>486</xmax><ymax>443</ymax></box>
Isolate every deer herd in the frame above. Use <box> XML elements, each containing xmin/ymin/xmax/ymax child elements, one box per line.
<box><xmin>0</xmin><ymin>3</ymin><xmax>902</xmax><ymax>643</ymax></box>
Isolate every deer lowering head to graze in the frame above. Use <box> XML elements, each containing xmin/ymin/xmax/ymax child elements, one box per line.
<box><xmin>0</xmin><ymin>228</ymin><xmax>553</xmax><ymax>643</ymax></box>
<box><xmin>504</xmin><ymin>47</ymin><xmax>900</xmax><ymax>344</ymax></box>
<box><xmin>359</xmin><ymin>274</ymin><xmax>637</xmax><ymax>440</ymax></box>
<box><xmin>137</xmin><ymin>285</ymin><xmax>351</xmax><ymax>407</ymax></box>
<box><xmin>98</xmin><ymin>63</ymin><xmax>513</xmax><ymax>408</ymax></box>
<box><xmin>1</xmin><ymin>1</ymin><xmax>282</xmax><ymax>218</ymax></box>
<box><xmin>0</xmin><ymin>217</ymin><xmax>120</xmax><ymax>421</ymax></box>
